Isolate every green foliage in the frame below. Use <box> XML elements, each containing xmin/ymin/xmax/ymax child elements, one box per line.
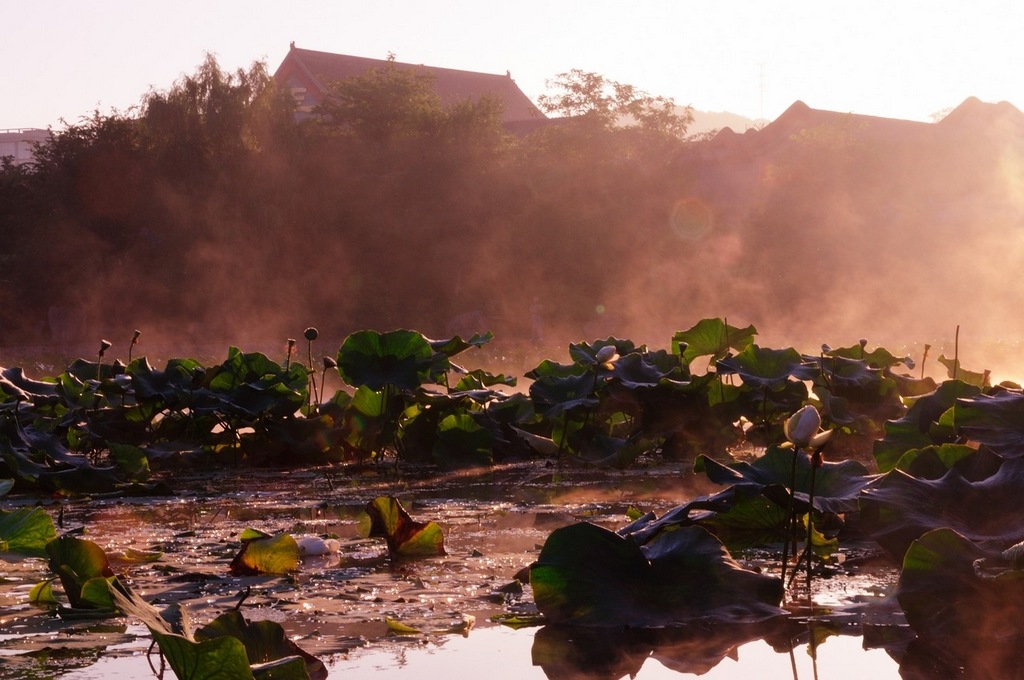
<box><xmin>530</xmin><ymin>522</ymin><xmax>784</xmax><ymax>627</ymax></box>
<box><xmin>0</xmin><ymin>506</ymin><xmax>56</xmax><ymax>556</ymax></box>
<box><xmin>229</xmin><ymin>529</ymin><xmax>300</xmax><ymax>576</ymax></box>
<box><xmin>359</xmin><ymin>496</ymin><xmax>446</xmax><ymax>559</ymax></box>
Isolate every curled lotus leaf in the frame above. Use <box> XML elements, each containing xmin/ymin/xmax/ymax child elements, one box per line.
<box><xmin>530</xmin><ymin>521</ymin><xmax>784</xmax><ymax>627</ymax></box>
<box><xmin>714</xmin><ymin>345</ymin><xmax>817</xmax><ymax>391</ymax></box>
<box><xmin>896</xmin><ymin>528</ymin><xmax>1024</xmax><ymax>644</ymax></box>
<box><xmin>860</xmin><ymin>454</ymin><xmax>1024</xmax><ymax>561</ymax></box>
<box><xmin>953</xmin><ymin>388</ymin><xmax>1024</xmax><ymax>458</ymax></box>
<box><xmin>696</xmin><ymin>446</ymin><xmax>874</xmax><ymax>515</ymax></box>
<box><xmin>872</xmin><ymin>379</ymin><xmax>981</xmax><ymax>472</ymax></box>
<box><xmin>360</xmin><ymin>496</ymin><xmax>446</xmax><ymax>559</ymax></box>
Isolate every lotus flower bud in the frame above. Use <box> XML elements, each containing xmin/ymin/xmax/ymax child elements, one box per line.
<box><xmin>821</xmin><ymin>344</ymin><xmax>832</xmax><ymax>354</ymax></box>
<box><xmin>323</xmin><ymin>356</ymin><xmax>338</xmax><ymax>370</ymax></box>
<box><xmin>784</xmin><ymin>405</ymin><xmax>832</xmax><ymax>449</ymax></box>
<box><xmin>98</xmin><ymin>339</ymin><xmax>112</xmax><ymax>357</ymax></box>
<box><xmin>903</xmin><ymin>356</ymin><xmax>915</xmax><ymax>370</ymax></box>
<box><xmin>595</xmin><ymin>345</ymin><xmax>617</xmax><ymax>363</ymax></box>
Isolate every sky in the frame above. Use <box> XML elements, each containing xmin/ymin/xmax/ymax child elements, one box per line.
<box><xmin>4</xmin><ymin>1</ymin><xmax>1024</xmax><ymax>130</ymax></box>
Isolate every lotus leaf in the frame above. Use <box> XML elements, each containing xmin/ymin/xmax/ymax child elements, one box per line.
<box><xmin>229</xmin><ymin>529</ymin><xmax>300</xmax><ymax>576</ymax></box>
<box><xmin>337</xmin><ymin>329</ymin><xmax>434</xmax><ymax>391</ymax></box>
<box><xmin>860</xmin><ymin>454</ymin><xmax>1024</xmax><ymax>560</ymax></box>
<box><xmin>714</xmin><ymin>345</ymin><xmax>817</xmax><ymax>390</ymax></box>
<box><xmin>46</xmin><ymin>535</ymin><xmax>115</xmax><ymax>611</ymax></box>
<box><xmin>360</xmin><ymin>496</ymin><xmax>445</xmax><ymax>559</ymax></box>
<box><xmin>953</xmin><ymin>388</ymin><xmax>1024</xmax><ymax>458</ymax></box>
<box><xmin>568</xmin><ymin>337</ymin><xmax>640</xmax><ymax>366</ymax></box>
<box><xmin>432</xmin><ymin>413</ymin><xmax>494</xmax><ymax>469</ymax></box>
<box><xmin>872</xmin><ymin>379</ymin><xmax>981</xmax><ymax>472</ymax></box>
<box><xmin>530</xmin><ymin>521</ymin><xmax>784</xmax><ymax>627</ymax></box>
<box><xmin>897</xmin><ymin>528</ymin><xmax>1024</xmax><ymax>645</ymax></box>
<box><xmin>197</xmin><ymin>609</ymin><xmax>327</xmax><ymax>679</ymax></box>
<box><xmin>938</xmin><ymin>355</ymin><xmax>989</xmax><ymax>387</ymax></box>
<box><xmin>604</xmin><ymin>349</ymin><xmax>691</xmax><ymax>389</ymax></box>
<box><xmin>0</xmin><ymin>506</ymin><xmax>56</xmax><ymax>556</ymax></box>
<box><xmin>672</xmin><ymin>318</ymin><xmax>757</xmax><ymax>366</ymax></box>
<box><xmin>696</xmin><ymin>446</ymin><xmax>874</xmax><ymax>514</ymax></box>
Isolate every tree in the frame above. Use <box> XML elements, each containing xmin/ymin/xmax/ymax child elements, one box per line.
<box><xmin>315</xmin><ymin>56</ymin><xmax>443</xmax><ymax>145</ymax></box>
<box><xmin>537</xmin><ymin>69</ymin><xmax>693</xmax><ymax>138</ymax></box>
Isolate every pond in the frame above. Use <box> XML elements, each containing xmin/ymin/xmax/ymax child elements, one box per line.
<box><xmin>0</xmin><ymin>463</ymin><xmax>922</xmax><ymax>679</ymax></box>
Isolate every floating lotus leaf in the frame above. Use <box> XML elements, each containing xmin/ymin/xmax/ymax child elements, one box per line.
<box><xmin>953</xmin><ymin>388</ymin><xmax>1024</xmax><ymax>458</ymax></box>
<box><xmin>228</xmin><ymin>529</ymin><xmax>299</xmax><ymax>576</ymax></box>
<box><xmin>860</xmin><ymin>454</ymin><xmax>1024</xmax><ymax>561</ymax></box>
<box><xmin>337</xmin><ymin>329</ymin><xmax>434</xmax><ymax>391</ymax></box>
<box><xmin>360</xmin><ymin>496</ymin><xmax>445</xmax><ymax>559</ymax></box>
<box><xmin>672</xmin><ymin>318</ymin><xmax>757</xmax><ymax>365</ymax></box>
<box><xmin>530</xmin><ymin>522</ymin><xmax>784</xmax><ymax>627</ymax></box>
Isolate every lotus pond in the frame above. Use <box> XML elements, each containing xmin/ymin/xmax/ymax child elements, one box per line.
<box><xmin>3</xmin><ymin>464</ymin><xmax>911</xmax><ymax>680</ymax></box>
<box><xmin>4</xmin><ymin>321</ymin><xmax>1024</xmax><ymax>678</ymax></box>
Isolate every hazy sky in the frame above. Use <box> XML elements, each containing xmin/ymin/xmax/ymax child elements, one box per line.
<box><xmin>5</xmin><ymin>1</ymin><xmax>1024</xmax><ymax>129</ymax></box>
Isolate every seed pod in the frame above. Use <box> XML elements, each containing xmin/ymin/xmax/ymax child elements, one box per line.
<box><xmin>304</xmin><ymin>327</ymin><xmax>319</xmax><ymax>341</ymax></box>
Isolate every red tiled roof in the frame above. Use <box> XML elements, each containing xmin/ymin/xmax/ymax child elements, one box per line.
<box><xmin>274</xmin><ymin>45</ymin><xmax>544</xmax><ymax>124</ymax></box>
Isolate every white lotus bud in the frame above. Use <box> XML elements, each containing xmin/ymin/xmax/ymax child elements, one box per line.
<box><xmin>784</xmin><ymin>405</ymin><xmax>831</xmax><ymax>449</ymax></box>
<box><xmin>595</xmin><ymin>345</ymin><xmax>618</xmax><ymax>363</ymax></box>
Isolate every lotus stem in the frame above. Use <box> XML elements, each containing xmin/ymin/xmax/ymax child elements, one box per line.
<box><xmin>921</xmin><ymin>343</ymin><xmax>931</xmax><ymax>380</ymax></box>
<box><xmin>805</xmin><ymin>450</ymin><xmax>821</xmax><ymax>590</ymax></box>
<box><xmin>304</xmin><ymin>328</ymin><xmax>320</xmax><ymax>408</ymax></box>
<box><xmin>97</xmin><ymin>339</ymin><xmax>111</xmax><ymax>381</ymax></box>
<box><xmin>129</xmin><ymin>329</ymin><xmax>141</xmax><ymax>364</ymax></box>
<box><xmin>954</xmin><ymin>325</ymin><xmax>960</xmax><ymax>381</ymax></box>
<box><xmin>780</xmin><ymin>445</ymin><xmax>800</xmax><ymax>588</ymax></box>
<box><xmin>285</xmin><ymin>338</ymin><xmax>296</xmax><ymax>371</ymax></box>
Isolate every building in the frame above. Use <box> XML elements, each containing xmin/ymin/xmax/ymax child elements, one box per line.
<box><xmin>0</xmin><ymin>128</ymin><xmax>50</xmax><ymax>166</ymax></box>
<box><xmin>273</xmin><ymin>43</ymin><xmax>545</xmax><ymax>128</ymax></box>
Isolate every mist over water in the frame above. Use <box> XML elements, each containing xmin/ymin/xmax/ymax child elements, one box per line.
<box><xmin>5</xmin><ymin>91</ymin><xmax>1024</xmax><ymax>384</ymax></box>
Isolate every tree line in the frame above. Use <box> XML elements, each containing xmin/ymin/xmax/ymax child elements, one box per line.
<box><xmin>0</xmin><ymin>55</ymin><xmax>695</xmax><ymax>352</ymax></box>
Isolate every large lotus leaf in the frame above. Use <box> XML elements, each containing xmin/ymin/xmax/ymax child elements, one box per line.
<box><xmin>337</xmin><ymin>330</ymin><xmax>434</xmax><ymax>391</ymax></box>
<box><xmin>894</xmin><ymin>443</ymin><xmax>997</xmax><ymax>481</ymax></box>
<box><xmin>360</xmin><ymin>496</ymin><xmax>445</xmax><ymax>559</ymax></box>
<box><xmin>64</xmin><ymin>358</ymin><xmax>125</xmax><ymax>383</ymax></box>
<box><xmin>0</xmin><ymin>506</ymin><xmax>56</xmax><ymax>557</ymax></box>
<box><xmin>46</xmin><ymin>535</ymin><xmax>115</xmax><ymax>610</ymax></box>
<box><xmin>672</xmin><ymin>318</ymin><xmax>757</xmax><ymax>365</ymax></box>
<box><xmin>827</xmin><ymin>343</ymin><xmax>911</xmax><ymax>371</ymax></box>
<box><xmin>696</xmin><ymin>446</ymin><xmax>873</xmax><ymax>514</ymax></box>
<box><xmin>530</xmin><ymin>522</ymin><xmax>784</xmax><ymax>627</ymax></box>
<box><xmin>872</xmin><ymin>379</ymin><xmax>981</xmax><ymax>472</ymax></box>
<box><xmin>953</xmin><ymin>389</ymin><xmax>1024</xmax><ymax>457</ymax></box>
<box><xmin>568</xmin><ymin>338</ymin><xmax>641</xmax><ymax>366</ymax></box>
<box><xmin>229</xmin><ymin>530</ymin><xmax>299</xmax><ymax>576</ymax></box>
<box><xmin>0</xmin><ymin>367</ymin><xmax>59</xmax><ymax>405</ymax></box>
<box><xmin>605</xmin><ymin>350</ymin><xmax>691</xmax><ymax>389</ymax></box>
<box><xmin>453</xmin><ymin>368</ymin><xmax>517</xmax><ymax>392</ymax></box>
<box><xmin>528</xmin><ymin>372</ymin><xmax>599</xmax><ymax>418</ymax></box>
<box><xmin>428</xmin><ymin>332</ymin><xmax>493</xmax><ymax>358</ymax></box>
<box><xmin>896</xmin><ymin>528</ymin><xmax>1024</xmax><ymax>642</ymax></box>
<box><xmin>127</xmin><ymin>357</ymin><xmax>204</xmax><ymax>404</ymax></box>
<box><xmin>714</xmin><ymin>345</ymin><xmax>817</xmax><ymax>391</ymax></box>
<box><xmin>938</xmin><ymin>355</ymin><xmax>989</xmax><ymax>387</ymax></box>
<box><xmin>197</xmin><ymin>609</ymin><xmax>327</xmax><ymax>680</ymax></box>
<box><xmin>432</xmin><ymin>413</ymin><xmax>493</xmax><ymax>469</ymax></box>
<box><xmin>860</xmin><ymin>455</ymin><xmax>1024</xmax><ymax>560</ymax></box>
<box><xmin>152</xmin><ymin>631</ymin><xmax>257</xmax><ymax>680</ymax></box>
<box><xmin>622</xmin><ymin>483</ymin><xmax>780</xmax><ymax>545</ymax></box>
